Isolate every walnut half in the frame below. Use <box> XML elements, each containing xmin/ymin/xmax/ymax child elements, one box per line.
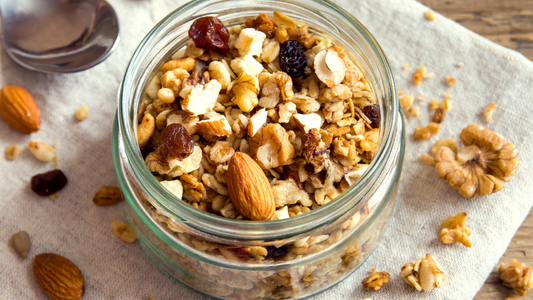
<box><xmin>434</xmin><ymin>124</ymin><xmax>519</xmax><ymax>198</ymax></box>
<box><xmin>499</xmin><ymin>259</ymin><xmax>532</xmax><ymax>297</ymax></box>
<box><xmin>439</xmin><ymin>212</ymin><xmax>472</xmax><ymax>247</ymax></box>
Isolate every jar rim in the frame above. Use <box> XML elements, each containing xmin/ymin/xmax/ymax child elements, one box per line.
<box><xmin>115</xmin><ymin>0</ymin><xmax>399</xmax><ymax>241</ymax></box>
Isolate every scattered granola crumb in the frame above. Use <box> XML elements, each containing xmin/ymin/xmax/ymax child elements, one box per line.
<box><xmin>432</xmin><ymin>107</ymin><xmax>446</xmax><ymax>123</ymax></box>
<box><xmin>444</xmin><ymin>93</ymin><xmax>453</xmax><ymax>98</ymax></box>
<box><xmin>499</xmin><ymin>259</ymin><xmax>532</xmax><ymax>296</ymax></box>
<box><xmin>111</xmin><ymin>220</ymin><xmax>137</xmax><ymax>243</ymax></box>
<box><xmin>414</xmin><ymin>122</ymin><xmax>440</xmax><ymax>140</ymax></box>
<box><xmin>424</xmin><ymin>10</ymin><xmax>436</xmax><ymax>21</ymax></box>
<box><xmin>423</xmin><ymin>72</ymin><xmax>434</xmax><ymax>79</ymax></box>
<box><xmin>445</xmin><ymin>76</ymin><xmax>457</xmax><ymax>87</ymax></box>
<box><xmin>440</xmin><ymin>99</ymin><xmax>453</xmax><ymax>111</ymax></box>
<box><xmin>75</xmin><ymin>105</ymin><xmax>89</xmax><ymax>121</ymax></box>
<box><xmin>420</xmin><ymin>153</ymin><xmax>436</xmax><ymax>166</ymax></box>
<box><xmin>399</xmin><ymin>93</ymin><xmax>414</xmax><ymax>109</ymax></box>
<box><xmin>439</xmin><ymin>212</ymin><xmax>472</xmax><ymax>247</ymax></box>
<box><xmin>482</xmin><ymin>102</ymin><xmax>497</xmax><ymax>122</ymax></box>
<box><xmin>457</xmin><ymin>62</ymin><xmax>464</xmax><ymax>67</ymax></box>
<box><xmin>429</xmin><ymin>99</ymin><xmax>439</xmax><ymax>110</ymax></box>
<box><xmin>5</xmin><ymin>145</ymin><xmax>22</xmax><ymax>160</ymax></box>
<box><xmin>362</xmin><ymin>268</ymin><xmax>390</xmax><ymax>290</ymax></box>
<box><xmin>413</xmin><ymin>66</ymin><xmax>426</xmax><ymax>85</ymax></box>
<box><xmin>402</xmin><ymin>63</ymin><xmax>409</xmax><ymax>71</ymax></box>
<box><xmin>406</xmin><ymin>106</ymin><xmax>420</xmax><ymax>118</ymax></box>
<box><xmin>49</xmin><ymin>191</ymin><xmax>60</xmax><ymax>201</ymax></box>
<box><xmin>53</xmin><ymin>155</ymin><xmax>59</xmax><ymax>167</ymax></box>
<box><xmin>418</xmin><ymin>96</ymin><xmax>427</xmax><ymax>102</ymax></box>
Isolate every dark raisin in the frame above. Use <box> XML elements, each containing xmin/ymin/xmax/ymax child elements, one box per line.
<box><xmin>266</xmin><ymin>245</ymin><xmax>288</xmax><ymax>259</ymax></box>
<box><xmin>189</xmin><ymin>16</ymin><xmax>230</xmax><ymax>54</ymax></box>
<box><xmin>279</xmin><ymin>40</ymin><xmax>307</xmax><ymax>78</ymax></box>
<box><xmin>161</xmin><ymin>123</ymin><xmax>194</xmax><ymax>159</ymax></box>
<box><xmin>140</xmin><ymin>143</ymin><xmax>156</xmax><ymax>159</ymax></box>
<box><xmin>30</xmin><ymin>169</ymin><xmax>68</xmax><ymax>196</ymax></box>
<box><xmin>363</xmin><ymin>104</ymin><xmax>380</xmax><ymax>128</ymax></box>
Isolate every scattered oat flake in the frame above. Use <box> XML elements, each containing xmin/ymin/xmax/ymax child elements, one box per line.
<box><xmin>446</xmin><ymin>76</ymin><xmax>457</xmax><ymax>87</ymax></box>
<box><xmin>402</xmin><ymin>63</ymin><xmax>409</xmax><ymax>71</ymax></box>
<box><xmin>5</xmin><ymin>145</ymin><xmax>22</xmax><ymax>160</ymax></box>
<box><xmin>482</xmin><ymin>102</ymin><xmax>497</xmax><ymax>123</ymax></box>
<box><xmin>440</xmin><ymin>99</ymin><xmax>453</xmax><ymax>111</ymax></box>
<box><xmin>457</xmin><ymin>62</ymin><xmax>464</xmax><ymax>67</ymax></box>
<box><xmin>49</xmin><ymin>192</ymin><xmax>60</xmax><ymax>201</ymax></box>
<box><xmin>429</xmin><ymin>99</ymin><xmax>439</xmax><ymax>110</ymax></box>
<box><xmin>413</xmin><ymin>66</ymin><xmax>426</xmax><ymax>85</ymax></box>
<box><xmin>425</xmin><ymin>10</ymin><xmax>436</xmax><ymax>21</ymax></box>
<box><xmin>444</xmin><ymin>93</ymin><xmax>453</xmax><ymax>98</ymax></box>
<box><xmin>420</xmin><ymin>153</ymin><xmax>436</xmax><ymax>166</ymax></box>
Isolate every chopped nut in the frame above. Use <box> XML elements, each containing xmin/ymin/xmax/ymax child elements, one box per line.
<box><xmin>399</xmin><ymin>93</ymin><xmax>414</xmax><ymax>109</ymax></box>
<box><xmin>293</xmin><ymin>113</ymin><xmax>322</xmax><ymax>133</ymax></box>
<box><xmin>208</xmin><ymin>61</ymin><xmax>232</xmax><ymax>90</ymax></box>
<box><xmin>248</xmin><ymin>108</ymin><xmax>268</xmax><ymax>137</ymax></box>
<box><xmin>137</xmin><ymin>114</ymin><xmax>155</xmax><ymax>147</ymax></box>
<box><xmin>249</xmin><ymin>123</ymin><xmax>295</xmax><ymax>169</ymax></box>
<box><xmin>167</xmin><ymin>111</ymin><xmax>199</xmax><ymax>135</ymax></box>
<box><xmin>440</xmin><ymin>99</ymin><xmax>453</xmax><ymax>111</ymax></box>
<box><xmin>413</xmin><ymin>66</ymin><xmax>426</xmax><ymax>85</ymax></box>
<box><xmin>272</xmin><ymin>179</ymin><xmax>311</xmax><ymax>207</ymax></box>
<box><xmin>111</xmin><ymin>220</ymin><xmax>136</xmax><ymax>243</ymax></box>
<box><xmin>161</xmin><ymin>68</ymin><xmax>189</xmax><ymax>96</ymax></box>
<box><xmin>420</xmin><ymin>153</ymin><xmax>436</xmax><ymax>166</ymax></box>
<box><xmin>362</xmin><ymin>268</ymin><xmax>390</xmax><ymax>290</ymax></box>
<box><xmin>445</xmin><ymin>76</ymin><xmax>457</xmax><ymax>87</ymax></box>
<box><xmin>439</xmin><ymin>212</ymin><xmax>472</xmax><ymax>247</ymax></box>
<box><xmin>209</xmin><ymin>141</ymin><xmax>235</xmax><ymax>164</ymax></box>
<box><xmin>167</xmin><ymin>145</ymin><xmax>203</xmax><ymax>177</ymax></box>
<box><xmin>231</xmin><ymin>72</ymin><xmax>259</xmax><ymax>112</ymax></box>
<box><xmin>400</xmin><ymin>254</ymin><xmax>447</xmax><ymax>292</ymax></box>
<box><xmin>196</xmin><ymin>112</ymin><xmax>232</xmax><ymax>136</ymax></box>
<box><xmin>499</xmin><ymin>259</ymin><xmax>532</xmax><ymax>296</ymax></box>
<box><xmin>180</xmin><ymin>173</ymin><xmax>207</xmax><ymax>202</ymax></box>
<box><xmin>75</xmin><ymin>105</ymin><xmax>89</xmax><ymax>121</ymax></box>
<box><xmin>160</xmin><ymin>180</ymin><xmax>184</xmax><ymax>199</ymax></box>
<box><xmin>302</xmin><ymin>128</ymin><xmax>328</xmax><ymax>170</ymax></box>
<box><xmin>261</xmin><ymin>39</ymin><xmax>280</xmax><ymax>63</ymax></box>
<box><xmin>5</xmin><ymin>145</ymin><xmax>21</xmax><ymax>160</ymax></box>
<box><xmin>234</xmin><ymin>28</ymin><xmax>267</xmax><ymax>56</ymax></box>
<box><xmin>482</xmin><ymin>102</ymin><xmax>497</xmax><ymax>123</ymax></box>
<box><xmin>429</xmin><ymin>99</ymin><xmax>439</xmax><ymax>110</ymax></box>
<box><xmin>413</xmin><ymin>122</ymin><xmax>440</xmax><ymax>140</ymax></box>
<box><xmin>278</xmin><ymin>102</ymin><xmax>297</xmax><ymax>123</ymax></box>
<box><xmin>182</xmin><ymin>80</ymin><xmax>222</xmax><ymax>115</ymax></box>
<box><xmin>160</xmin><ymin>57</ymin><xmax>195</xmax><ymax>73</ymax></box>
<box><xmin>424</xmin><ymin>10</ymin><xmax>436</xmax><ymax>21</ymax></box>
<box><xmin>314</xmin><ymin>49</ymin><xmax>346</xmax><ymax>87</ymax></box>
<box><xmin>434</xmin><ymin>125</ymin><xmax>519</xmax><ymax>198</ymax></box>
<box><xmin>93</xmin><ymin>186</ymin><xmax>123</xmax><ymax>206</ymax></box>
<box><xmin>406</xmin><ymin>106</ymin><xmax>419</xmax><ymax>118</ymax></box>
<box><xmin>259</xmin><ymin>71</ymin><xmax>294</xmax><ymax>109</ymax></box>
<box><xmin>230</xmin><ymin>54</ymin><xmax>264</xmax><ymax>77</ymax></box>
<box><xmin>432</xmin><ymin>107</ymin><xmax>446</xmax><ymax>123</ymax></box>
<box><xmin>28</xmin><ymin>141</ymin><xmax>55</xmax><ymax>162</ymax></box>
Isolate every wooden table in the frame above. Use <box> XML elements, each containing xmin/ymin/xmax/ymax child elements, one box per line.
<box><xmin>417</xmin><ymin>1</ymin><xmax>533</xmax><ymax>299</ymax></box>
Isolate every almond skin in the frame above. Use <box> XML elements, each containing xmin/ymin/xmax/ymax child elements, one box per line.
<box><xmin>0</xmin><ymin>85</ymin><xmax>40</xmax><ymax>134</ymax></box>
<box><xmin>33</xmin><ymin>253</ymin><xmax>85</xmax><ymax>300</ymax></box>
<box><xmin>227</xmin><ymin>152</ymin><xmax>275</xmax><ymax>221</ymax></box>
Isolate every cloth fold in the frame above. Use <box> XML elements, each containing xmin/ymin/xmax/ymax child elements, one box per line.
<box><xmin>1</xmin><ymin>0</ymin><xmax>532</xmax><ymax>299</ymax></box>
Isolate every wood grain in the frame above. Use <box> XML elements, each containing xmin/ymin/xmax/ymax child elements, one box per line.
<box><xmin>417</xmin><ymin>1</ymin><xmax>533</xmax><ymax>299</ymax></box>
<box><xmin>418</xmin><ymin>0</ymin><xmax>533</xmax><ymax>61</ymax></box>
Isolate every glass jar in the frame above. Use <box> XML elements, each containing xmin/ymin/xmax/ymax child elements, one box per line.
<box><xmin>113</xmin><ymin>0</ymin><xmax>404</xmax><ymax>299</ymax></box>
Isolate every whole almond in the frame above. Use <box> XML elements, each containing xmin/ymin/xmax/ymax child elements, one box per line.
<box><xmin>227</xmin><ymin>152</ymin><xmax>275</xmax><ymax>221</ymax></box>
<box><xmin>0</xmin><ymin>85</ymin><xmax>40</xmax><ymax>134</ymax></box>
<box><xmin>33</xmin><ymin>253</ymin><xmax>85</xmax><ymax>300</ymax></box>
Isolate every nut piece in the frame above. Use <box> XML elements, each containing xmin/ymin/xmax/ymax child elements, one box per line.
<box><xmin>434</xmin><ymin>125</ymin><xmax>519</xmax><ymax>198</ymax></box>
<box><xmin>160</xmin><ymin>57</ymin><xmax>195</xmax><ymax>73</ymax></box>
<box><xmin>137</xmin><ymin>113</ymin><xmax>155</xmax><ymax>147</ymax></box>
<box><xmin>227</xmin><ymin>152</ymin><xmax>275</xmax><ymax>221</ymax></box>
<box><xmin>28</xmin><ymin>141</ymin><xmax>55</xmax><ymax>162</ymax></box>
<box><xmin>314</xmin><ymin>49</ymin><xmax>346</xmax><ymax>87</ymax></box>
<box><xmin>5</xmin><ymin>145</ymin><xmax>22</xmax><ymax>160</ymax></box>
<box><xmin>182</xmin><ymin>80</ymin><xmax>222</xmax><ymax>115</ymax></box>
<box><xmin>439</xmin><ymin>212</ymin><xmax>472</xmax><ymax>247</ymax></box>
<box><xmin>249</xmin><ymin>123</ymin><xmax>295</xmax><ymax>169</ymax></box>
<box><xmin>234</xmin><ymin>28</ymin><xmax>267</xmax><ymax>56</ymax></box>
<box><xmin>400</xmin><ymin>254</ymin><xmax>447</xmax><ymax>292</ymax></box>
<box><xmin>0</xmin><ymin>85</ymin><xmax>41</xmax><ymax>134</ymax></box>
<box><xmin>482</xmin><ymin>102</ymin><xmax>497</xmax><ymax>123</ymax></box>
<box><xmin>445</xmin><ymin>76</ymin><xmax>457</xmax><ymax>87</ymax></box>
<box><xmin>293</xmin><ymin>113</ymin><xmax>322</xmax><ymax>133</ymax></box>
<box><xmin>93</xmin><ymin>186</ymin><xmax>123</xmax><ymax>206</ymax></box>
<box><xmin>361</xmin><ymin>268</ymin><xmax>391</xmax><ymax>290</ymax></box>
<box><xmin>424</xmin><ymin>10</ymin><xmax>436</xmax><ymax>21</ymax></box>
<box><xmin>413</xmin><ymin>122</ymin><xmax>440</xmax><ymax>140</ymax></box>
<box><xmin>160</xmin><ymin>180</ymin><xmax>184</xmax><ymax>199</ymax></box>
<box><xmin>75</xmin><ymin>105</ymin><xmax>89</xmax><ymax>121</ymax></box>
<box><xmin>231</xmin><ymin>72</ymin><xmax>259</xmax><ymax>112</ymax></box>
<box><xmin>499</xmin><ymin>259</ymin><xmax>532</xmax><ymax>296</ymax></box>
<box><xmin>12</xmin><ymin>231</ymin><xmax>30</xmax><ymax>258</ymax></box>
<box><xmin>111</xmin><ymin>220</ymin><xmax>136</xmax><ymax>243</ymax></box>
<box><xmin>33</xmin><ymin>253</ymin><xmax>85</xmax><ymax>300</ymax></box>
<box><xmin>196</xmin><ymin>112</ymin><xmax>232</xmax><ymax>136</ymax></box>
<box><xmin>210</xmin><ymin>141</ymin><xmax>235</xmax><ymax>164</ymax></box>
<box><xmin>248</xmin><ymin>108</ymin><xmax>267</xmax><ymax>137</ymax></box>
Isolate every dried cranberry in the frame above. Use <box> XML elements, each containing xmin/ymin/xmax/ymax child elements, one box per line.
<box><xmin>279</xmin><ymin>40</ymin><xmax>307</xmax><ymax>78</ymax></box>
<box><xmin>363</xmin><ymin>104</ymin><xmax>380</xmax><ymax>128</ymax></box>
<box><xmin>189</xmin><ymin>16</ymin><xmax>230</xmax><ymax>54</ymax></box>
<box><xmin>140</xmin><ymin>143</ymin><xmax>156</xmax><ymax>159</ymax></box>
<box><xmin>161</xmin><ymin>123</ymin><xmax>194</xmax><ymax>159</ymax></box>
<box><xmin>30</xmin><ymin>169</ymin><xmax>68</xmax><ymax>196</ymax></box>
<box><xmin>266</xmin><ymin>245</ymin><xmax>288</xmax><ymax>259</ymax></box>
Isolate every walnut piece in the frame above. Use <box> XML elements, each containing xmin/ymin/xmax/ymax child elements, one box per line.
<box><xmin>439</xmin><ymin>212</ymin><xmax>472</xmax><ymax>247</ymax></box>
<box><xmin>180</xmin><ymin>173</ymin><xmax>207</xmax><ymax>202</ymax></box>
<box><xmin>400</xmin><ymin>254</ymin><xmax>447</xmax><ymax>292</ymax></box>
<box><xmin>249</xmin><ymin>123</ymin><xmax>295</xmax><ymax>169</ymax></box>
<box><xmin>499</xmin><ymin>259</ymin><xmax>532</xmax><ymax>296</ymax></box>
<box><xmin>434</xmin><ymin>124</ymin><xmax>519</xmax><ymax>198</ymax></box>
<box><xmin>231</xmin><ymin>72</ymin><xmax>259</xmax><ymax>112</ymax></box>
<box><xmin>209</xmin><ymin>141</ymin><xmax>235</xmax><ymax>164</ymax></box>
<box><xmin>302</xmin><ymin>128</ymin><xmax>328</xmax><ymax>170</ymax></box>
<box><xmin>361</xmin><ymin>268</ymin><xmax>391</xmax><ymax>290</ymax></box>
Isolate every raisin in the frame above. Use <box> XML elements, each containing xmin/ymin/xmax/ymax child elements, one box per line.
<box><xmin>266</xmin><ymin>245</ymin><xmax>288</xmax><ymax>259</ymax></box>
<box><xmin>161</xmin><ymin>123</ymin><xmax>194</xmax><ymax>159</ymax></box>
<box><xmin>30</xmin><ymin>169</ymin><xmax>68</xmax><ymax>196</ymax></box>
<box><xmin>279</xmin><ymin>40</ymin><xmax>307</xmax><ymax>78</ymax></box>
<box><xmin>363</xmin><ymin>104</ymin><xmax>380</xmax><ymax>128</ymax></box>
<box><xmin>140</xmin><ymin>143</ymin><xmax>156</xmax><ymax>159</ymax></box>
<box><xmin>189</xmin><ymin>16</ymin><xmax>230</xmax><ymax>54</ymax></box>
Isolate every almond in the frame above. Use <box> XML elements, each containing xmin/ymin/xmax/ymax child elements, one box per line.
<box><xmin>33</xmin><ymin>253</ymin><xmax>85</xmax><ymax>300</ymax></box>
<box><xmin>227</xmin><ymin>152</ymin><xmax>275</xmax><ymax>221</ymax></box>
<box><xmin>0</xmin><ymin>85</ymin><xmax>40</xmax><ymax>134</ymax></box>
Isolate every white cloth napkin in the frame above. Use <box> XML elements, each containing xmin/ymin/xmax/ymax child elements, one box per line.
<box><xmin>1</xmin><ymin>0</ymin><xmax>532</xmax><ymax>299</ymax></box>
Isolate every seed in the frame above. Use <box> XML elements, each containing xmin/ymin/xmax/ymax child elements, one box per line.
<box><xmin>28</xmin><ymin>141</ymin><xmax>55</xmax><ymax>162</ymax></box>
<box><xmin>93</xmin><ymin>186</ymin><xmax>123</xmax><ymax>206</ymax></box>
<box><xmin>12</xmin><ymin>231</ymin><xmax>30</xmax><ymax>258</ymax></box>
<box><xmin>5</xmin><ymin>145</ymin><xmax>22</xmax><ymax>160</ymax></box>
<box><xmin>111</xmin><ymin>220</ymin><xmax>136</xmax><ymax>243</ymax></box>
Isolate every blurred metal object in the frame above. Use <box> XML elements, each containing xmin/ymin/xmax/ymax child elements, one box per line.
<box><xmin>0</xmin><ymin>0</ymin><xmax>120</xmax><ymax>73</ymax></box>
